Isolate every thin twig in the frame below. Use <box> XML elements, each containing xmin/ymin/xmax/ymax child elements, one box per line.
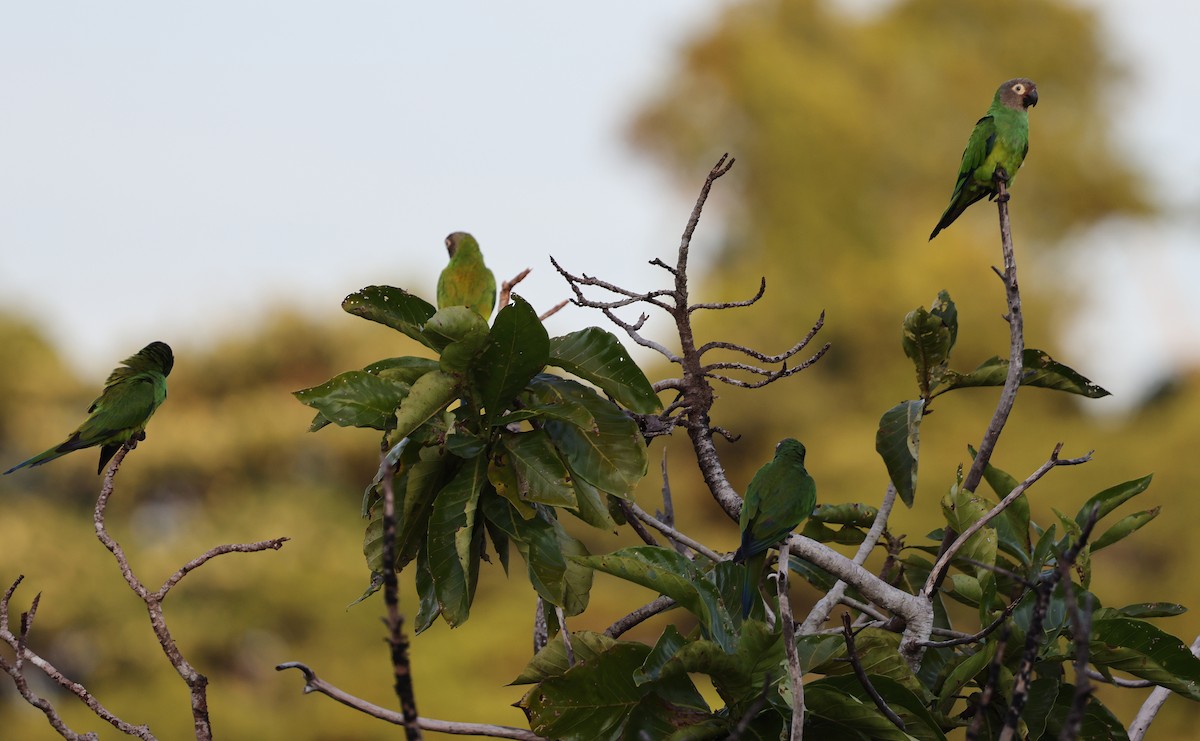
<box><xmin>554</xmin><ymin>606</ymin><xmax>575</xmax><ymax>667</ymax></box>
<box><xmin>918</xmin><ymin>589</ymin><xmax>1028</xmax><ymax>648</ymax></box>
<box><xmin>777</xmin><ymin>541</ymin><xmax>804</xmax><ymax>740</ymax></box>
<box><xmin>841</xmin><ymin>613</ymin><xmax>905</xmax><ymax>731</ymax></box>
<box><xmin>276</xmin><ymin>663</ymin><xmax>546</xmax><ymax>740</ymax></box>
<box><xmin>966</xmin><ymin>626</ymin><xmax>1010</xmax><ymax>740</ymax></box>
<box><xmin>616</xmin><ymin>500</ymin><xmax>660</xmax><ymax>546</ymax></box>
<box><xmin>380</xmin><ymin>457</ymin><xmax>421</xmax><ymax>739</ymax></box>
<box><xmin>625</xmin><ymin>501</ymin><xmax>721</xmax><ymax>561</ymax></box>
<box><xmin>538</xmin><ymin>300</ymin><xmax>568</xmax><ymax>321</ymax></box>
<box><xmin>1059</xmin><ymin>581</ymin><xmax>1094</xmax><ymax>741</ymax></box>
<box><xmin>998</xmin><ymin>507</ymin><xmax>1101</xmax><ymax>741</ymax></box>
<box><xmin>604</xmin><ymin>596</ymin><xmax>676</xmax><ymax>638</ymax></box>
<box><xmin>923</xmin><ymin>443</ymin><xmax>1092</xmax><ymax>598</ymax></box>
<box><xmin>499</xmin><ymin>268</ymin><xmax>531</xmax><ymax>309</ymax></box>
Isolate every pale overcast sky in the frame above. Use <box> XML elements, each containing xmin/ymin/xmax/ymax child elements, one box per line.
<box><xmin>1</xmin><ymin>2</ymin><xmax>1196</xmax><ymax>407</ymax></box>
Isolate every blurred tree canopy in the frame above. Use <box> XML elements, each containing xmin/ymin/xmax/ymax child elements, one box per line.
<box><xmin>631</xmin><ymin>0</ymin><xmax>1148</xmax><ymax>410</ymax></box>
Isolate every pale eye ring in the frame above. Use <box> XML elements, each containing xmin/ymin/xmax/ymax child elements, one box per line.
<box><xmin>1013</xmin><ymin>83</ymin><xmax>1026</xmax><ymax>94</ymax></box>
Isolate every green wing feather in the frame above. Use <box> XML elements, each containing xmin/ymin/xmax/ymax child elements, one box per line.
<box><xmin>929</xmin><ymin>115</ymin><xmax>997</xmax><ymax>240</ymax></box>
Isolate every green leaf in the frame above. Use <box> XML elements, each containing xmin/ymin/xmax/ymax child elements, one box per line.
<box><xmin>414</xmin><ymin>541</ymin><xmax>439</xmax><ymax>634</ymax></box>
<box><xmin>806</xmin><ymin>628</ymin><xmax>928</xmax><ymax>701</ymax></box>
<box><xmin>421</xmin><ymin>306</ymin><xmax>490</xmax><ymax>369</ymax></box>
<box><xmin>1105</xmin><ymin>602</ymin><xmax>1187</xmax><ymax>619</ymax></box>
<box><xmin>969</xmin><ymin>446</ymin><xmax>1031</xmax><ymax>565</ymax></box>
<box><xmin>294</xmin><ymin>371</ymin><xmax>410</xmax><ymax>431</ymax></box>
<box><xmin>364</xmin><ymin>355</ymin><xmax>442</xmax><ymax>382</ymax></box>
<box><xmin>902</xmin><ymin>296</ymin><xmax>955</xmax><ymax>400</ymax></box>
<box><xmin>875</xmin><ymin>400</ymin><xmax>923</xmax><ymax>507</ymax></box>
<box><xmin>512</xmin><ymin>630</ymin><xmax>616</xmax><ymax>685</ymax></box>
<box><xmin>634</xmin><ymin>621</ymin><xmax>783</xmax><ymax>705</ymax></box>
<box><xmin>1075</xmin><ymin>474</ymin><xmax>1153</xmax><ymax>527</ymax></box>
<box><xmin>809</xmin><ymin>502</ymin><xmax>879</xmax><ymax>526</ymax></box>
<box><xmin>1090</xmin><ymin>617</ymin><xmax>1200</xmax><ymax>699</ymax></box>
<box><xmin>481</xmin><ymin>494</ymin><xmax>575</xmax><ymax>608</ymax></box>
<box><xmin>567</xmin><ymin>476</ymin><xmax>620</xmax><ymax>531</ymax></box>
<box><xmin>499</xmin><ymin>430</ymin><xmax>577</xmax><ymax>508</ymax></box>
<box><xmin>517</xmin><ymin>642</ymin><xmax>708</xmax><ymax>741</ymax></box>
<box><xmin>541</xmin><ymin>378</ymin><xmax>648</xmax><ymax>499</ymax></box>
<box><xmin>342</xmin><ymin>285</ymin><xmax>437</xmax><ymax>349</ymax></box>
<box><xmin>475</xmin><ymin>295</ymin><xmax>550</xmax><ymax>423</ymax></box>
<box><xmin>426</xmin><ymin>454</ymin><xmax>487</xmax><ymax>627</ymax></box>
<box><xmin>807</xmin><ymin>675</ymin><xmax>947</xmax><ymax>741</ymax></box>
<box><xmin>937</xmin><ymin>348</ymin><xmax>1110</xmax><ymax>398</ymax></box>
<box><xmin>548</xmin><ymin>327</ymin><xmax>662</xmax><ymax>414</ymax></box>
<box><xmin>393</xmin><ymin>370</ymin><xmax>459</xmax><ymax>441</ymax></box>
<box><xmin>577</xmin><ymin>546</ymin><xmax>736</xmax><ymax>652</ymax></box>
<box><xmin>937</xmin><ymin>640</ymin><xmax>997</xmax><ymax>713</ymax></box>
<box><xmin>1092</xmin><ymin>507</ymin><xmax>1160</xmax><ymax>551</ymax></box>
<box><xmin>1039</xmin><ymin>682</ymin><xmax>1130</xmax><ymax>741</ymax></box>
<box><xmin>939</xmin><ymin>485</ymin><xmax>998</xmax><ymax>577</ymax></box>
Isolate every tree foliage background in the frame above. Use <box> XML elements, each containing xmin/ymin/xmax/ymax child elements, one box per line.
<box><xmin>2</xmin><ymin>0</ymin><xmax>1199</xmax><ymax>738</ymax></box>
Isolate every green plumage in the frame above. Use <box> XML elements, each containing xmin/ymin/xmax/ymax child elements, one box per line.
<box><xmin>733</xmin><ymin>438</ymin><xmax>817</xmax><ymax>617</ymax></box>
<box><xmin>4</xmin><ymin>341</ymin><xmax>173</xmax><ymax>475</ymax></box>
<box><xmin>930</xmin><ymin>78</ymin><xmax>1039</xmax><ymax>240</ymax></box>
<box><xmin>437</xmin><ymin>232</ymin><xmax>497</xmax><ymax>320</ymax></box>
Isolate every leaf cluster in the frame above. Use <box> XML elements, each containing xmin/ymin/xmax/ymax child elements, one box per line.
<box><xmin>295</xmin><ymin>284</ymin><xmax>660</xmax><ymax>629</ymax></box>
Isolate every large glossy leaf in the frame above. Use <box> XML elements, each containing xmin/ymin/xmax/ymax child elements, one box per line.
<box><xmin>875</xmin><ymin>400</ymin><xmax>923</xmax><ymax>507</ymax></box>
<box><xmin>294</xmin><ymin>371</ymin><xmax>410</xmax><ymax>431</ymax></box>
<box><xmin>499</xmin><ymin>430</ymin><xmax>577</xmax><ymax>508</ymax></box>
<box><xmin>342</xmin><ymin>285</ymin><xmax>437</xmax><ymax>349</ymax></box>
<box><xmin>634</xmin><ymin>621</ymin><xmax>783</xmax><ymax>704</ymax></box>
<box><xmin>475</xmin><ymin>295</ymin><xmax>549</xmax><ymax>422</ymax></box>
<box><xmin>426</xmin><ymin>454</ymin><xmax>487</xmax><ymax>627</ymax></box>
<box><xmin>936</xmin><ymin>348</ymin><xmax>1110</xmax><ymax>398</ymax></box>
<box><xmin>548</xmin><ymin>327</ymin><xmax>662</xmax><ymax>414</ymax></box>
<box><xmin>539</xmin><ymin>376</ymin><xmax>648</xmax><ymax>499</ymax></box>
<box><xmin>805</xmin><ymin>678</ymin><xmax>931</xmax><ymax>741</ymax></box>
<box><xmin>568</xmin><ymin>476</ymin><xmax>619</xmax><ymax>531</ymax></box>
<box><xmin>1089</xmin><ymin>617</ymin><xmax>1200</xmax><ymax>699</ymax></box>
<box><xmin>517</xmin><ymin>642</ymin><xmax>708</xmax><ymax>741</ymax></box>
<box><xmin>1074</xmin><ymin>474</ymin><xmax>1153</xmax><ymax>527</ymax></box>
<box><xmin>807</xmin><ymin>675</ymin><xmax>947</xmax><ymax>741</ymax></box>
<box><xmin>393</xmin><ymin>369</ymin><xmax>459</xmax><ymax>441</ymax></box>
<box><xmin>577</xmin><ymin>546</ymin><xmax>736</xmax><ymax>651</ymax></box>
<box><xmin>365</xmin><ymin>355</ymin><xmax>442</xmax><ymax>381</ymax></box>
<box><xmin>809</xmin><ymin>502</ymin><xmax>879</xmax><ymax>527</ymax></box>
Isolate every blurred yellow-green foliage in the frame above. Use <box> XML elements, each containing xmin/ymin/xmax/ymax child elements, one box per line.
<box><xmin>3</xmin><ymin>0</ymin><xmax>1200</xmax><ymax>737</ymax></box>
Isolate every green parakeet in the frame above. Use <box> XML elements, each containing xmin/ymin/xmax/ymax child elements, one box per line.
<box><xmin>732</xmin><ymin>438</ymin><xmax>817</xmax><ymax>617</ymax></box>
<box><xmin>437</xmin><ymin>231</ymin><xmax>497</xmax><ymax>320</ymax></box>
<box><xmin>929</xmin><ymin>78</ymin><xmax>1039</xmax><ymax>240</ymax></box>
<box><xmin>4</xmin><ymin>341</ymin><xmax>173</xmax><ymax>475</ymax></box>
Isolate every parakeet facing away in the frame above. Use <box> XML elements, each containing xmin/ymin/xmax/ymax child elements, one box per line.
<box><xmin>4</xmin><ymin>341</ymin><xmax>174</xmax><ymax>475</ymax></box>
<box><xmin>732</xmin><ymin>438</ymin><xmax>817</xmax><ymax>617</ymax></box>
<box><xmin>929</xmin><ymin>78</ymin><xmax>1039</xmax><ymax>240</ymax></box>
<box><xmin>437</xmin><ymin>231</ymin><xmax>497</xmax><ymax>320</ymax></box>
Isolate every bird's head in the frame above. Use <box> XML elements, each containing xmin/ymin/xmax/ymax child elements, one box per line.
<box><xmin>997</xmin><ymin>78</ymin><xmax>1038</xmax><ymax>111</ymax></box>
<box><xmin>445</xmin><ymin>231</ymin><xmax>478</xmax><ymax>258</ymax></box>
<box><xmin>775</xmin><ymin>438</ymin><xmax>807</xmax><ymax>464</ymax></box>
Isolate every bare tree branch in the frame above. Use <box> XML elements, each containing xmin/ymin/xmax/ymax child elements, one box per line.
<box><xmin>841</xmin><ymin>613</ymin><xmax>905</xmax><ymax>731</ymax></box>
<box><xmin>801</xmin><ymin>485</ymin><xmax>897</xmax><ymax>634</ymax></box>
<box><xmin>776</xmin><ymin>541</ymin><xmax>804</xmax><ymax>740</ymax></box>
<box><xmin>624</xmin><ymin>501</ymin><xmax>721</xmax><ymax>562</ymax></box>
<box><xmin>380</xmin><ymin>457</ymin><xmax>422</xmax><ymax>739</ymax></box>
<box><xmin>276</xmin><ymin>663</ymin><xmax>546</xmax><ymax>740</ymax></box>
<box><xmin>604</xmin><ymin>596</ymin><xmax>676</xmax><ymax>639</ymax></box>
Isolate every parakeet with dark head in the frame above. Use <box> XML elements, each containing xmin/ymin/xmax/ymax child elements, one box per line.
<box><xmin>4</xmin><ymin>341</ymin><xmax>174</xmax><ymax>475</ymax></box>
<box><xmin>437</xmin><ymin>231</ymin><xmax>497</xmax><ymax>320</ymax></box>
<box><xmin>733</xmin><ymin>438</ymin><xmax>817</xmax><ymax>617</ymax></box>
<box><xmin>930</xmin><ymin>78</ymin><xmax>1039</xmax><ymax>240</ymax></box>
